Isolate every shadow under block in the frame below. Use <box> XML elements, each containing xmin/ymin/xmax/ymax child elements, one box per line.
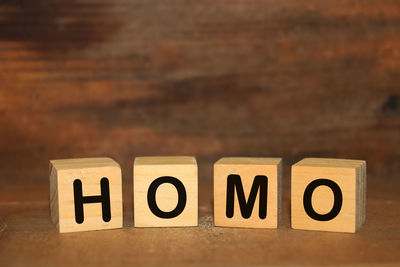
<box><xmin>133</xmin><ymin>156</ymin><xmax>198</xmax><ymax>227</ymax></box>
<box><xmin>49</xmin><ymin>157</ymin><xmax>123</xmax><ymax>233</ymax></box>
<box><xmin>214</xmin><ymin>157</ymin><xmax>282</xmax><ymax>228</ymax></box>
<box><xmin>291</xmin><ymin>158</ymin><xmax>366</xmax><ymax>233</ymax></box>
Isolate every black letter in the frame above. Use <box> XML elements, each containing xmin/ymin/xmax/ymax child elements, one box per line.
<box><xmin>226</xmin><ymin>174</ymin><xmax>268</xmax><ymax>219</ymax></box>
<box><xmin>73</xmin><ymin>178</ymin><xmax>111</xmax><ymax>224</ymax></box>
<box><xmin>147</xmin><ymin>176</ymin><xmax>187</xmax><ymax>218</ymax></box>
<box><xmin>303</xmin><ymin>179</ymin><xmax>343</xmax><ymax>221</ymax></box>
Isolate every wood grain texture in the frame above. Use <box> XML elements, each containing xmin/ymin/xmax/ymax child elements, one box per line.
<box><xmin>291</xmin><ymin>158</ymin><xmax>366</xmax><ymax>233</ymax></box>
<box><xmin>133</xmin><ymin>156</ymin><xmax>198</xmax><ymax>227</ymax></box>
<box><xmin>0</xmin><ymin>0</ymin><xmax>399</xmax><ymax>190</ymax></box>
<box><xmin>0</xmin><ymin>0</ymin><xmax>399</xmax><ymax>264</ymax></box>
<box><xmin>214</xmin><ymin>157</ymin><xmax>282</xmax><ymax>228</ymax></box>
<box><xmin>50</xmin><ymin>157</ymin><xmax>123</xmax><ymax>233</ymax></box>
<box><xmin>1</xmin><ymin>177</ymin><xmax>400</xmax><ymax>266</ymax></box>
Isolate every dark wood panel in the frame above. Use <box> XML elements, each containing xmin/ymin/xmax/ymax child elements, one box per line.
<box><xmin>0</xmin><ymin>0</ymin><xmax>399</xmax><ymax>187</ymax></box>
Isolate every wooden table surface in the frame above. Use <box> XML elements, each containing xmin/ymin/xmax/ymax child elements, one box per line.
<box><xmin>0</xmin><ymin>0</ymin><xmax>399</xmax><ymax>265</ymax></box>
<box><xmin>1</xmin><ymin>174</ymin><xmax>400</xmax><ymax>266</ymax></box>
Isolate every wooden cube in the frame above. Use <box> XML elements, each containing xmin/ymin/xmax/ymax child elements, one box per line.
<box><xmin>49</xmin><ymin>157</ymin><xmax>123</xmax><ymax>233</ymax></box>
<box><xmin>133</xmin><ymin>156</ymin><xmax>198</xmax><ymax>227</ymax></box>
<box><xmin>214</xmin><ymin>157</ymin><xmax>282</xmax><ymax>228</ymax></box>
<box><xmin>291</xmin><ymin>158</ymin><xmax>366</xmax><ymax>233</ymax></box>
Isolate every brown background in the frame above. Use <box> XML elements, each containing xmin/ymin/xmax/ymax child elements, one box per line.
<box><xmin>0</xmin><ymin>0</ymin><xmax>399</xmax><ymax>266</ymax></box>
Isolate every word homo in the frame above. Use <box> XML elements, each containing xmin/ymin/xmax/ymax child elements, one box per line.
<box><xmin>50</xmin><ymin>156</ymin><xmax>366</xmax><ymax>233</ymax></box>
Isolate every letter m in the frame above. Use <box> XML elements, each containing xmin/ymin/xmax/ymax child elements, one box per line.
<box><xmin>226</xmin><ymin>174</ymin><xmax>268</xmax><ymax>219</ymax></box>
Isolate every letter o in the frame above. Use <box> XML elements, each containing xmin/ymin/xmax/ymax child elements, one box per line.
<box><xmin>303</xmin><ymin>179</ymin><xmax>343</xmax><ymax>221</ymax></box>
<box><xmin>147</xmin><ymin>176</ymin><xmax>187</xmax><ymax>218</ymax></box>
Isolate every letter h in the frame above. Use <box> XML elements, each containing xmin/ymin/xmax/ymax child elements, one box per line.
<box><xmin>73</xmin><ymin>178</ymin><xmax>111</xmax><ymax>224</ymax></box>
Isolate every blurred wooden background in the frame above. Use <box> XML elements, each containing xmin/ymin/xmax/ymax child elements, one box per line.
<box><xmin>0</xmin><ymin>1</ymin><xmax>399</xmax><ymax>265</ymax></box>
<box><xmin>1</xmin><ymin>0</ymin><xmax>399</xmax><ymax>188</ymax></box>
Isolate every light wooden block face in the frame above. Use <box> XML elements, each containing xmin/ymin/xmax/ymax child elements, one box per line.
<box><xmin>134</xmin><ymin>156</ymin><xmax>198</xmax><ymax>227</ymax></box>
<box><xmin>49</xmin><ymin>157</ymin><xmax>123</xmax><ymax>233</ymax></box>
<box><xmin>291</xmin><ymin>158</ymin><xmax>366</xmax><ymax>233</ymax></box>
<box><xmin>214</xmin><ymin>157</ymin><xmax>282</xmax><ymax>228</ymax></box>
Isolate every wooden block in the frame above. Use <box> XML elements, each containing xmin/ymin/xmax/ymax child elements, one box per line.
<box><xmin>49</xmin><ymin>157</ymin><xmax>123</xmax><ymax>233</ymax></box>
<box><xmin>291</xmin><ymin>158</ymin><xmax>367</xmax><ymax>233</ymax></box>
<box><xmin>133</xmin><ymin>156</ymin><xmax>198</xmax><ymax>227</ymax></box>
<box><xmin>214</xmin><ymin>157</ymin><xmax>282</xmax><ymax>228</ymax></box>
